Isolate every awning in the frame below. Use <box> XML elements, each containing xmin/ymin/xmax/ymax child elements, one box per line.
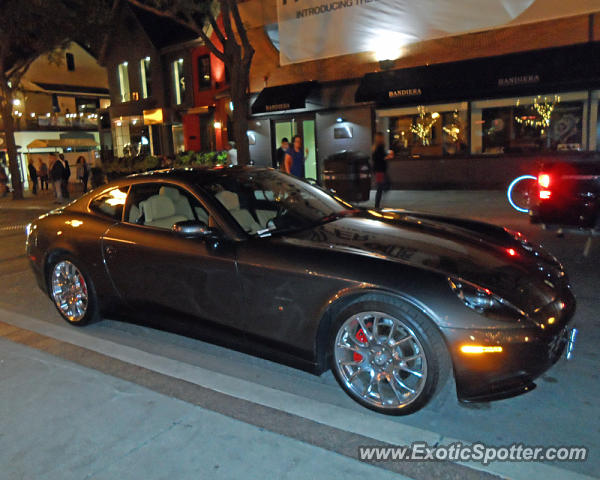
<box><xmin>251</xmin><ymin>81</ymin><xmax>318</xmax><ymax>114</ymax></box>
<box><xmin>356</xmin><ymin>42</ymin><xmax>600</xmax><ymax>107</ymax></box>
<box><xmin>27</xmin><ymin>138</ymin><xmax>99</xmax><ymax>149</ymax></box>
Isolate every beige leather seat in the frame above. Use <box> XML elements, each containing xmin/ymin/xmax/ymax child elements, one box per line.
<box><xmin>256</xmin><ymin>209</ymin><xmax>276</xmax><ymax>227</ymax></box>
<box><xmin>139</xmin><ymin>195</ymin><xmax>187</xmax><ymax>229</ymax></box>
<box><xmin>129</xmin><ymin>204</ymin><xmax>142</xmax><ymax>223</ymax></box>
<box><xmin>159</xmin><ymin>186</ymin><xmax>195</xmax><ymax>219</ymax></box>
<box><xmin>215</xmin><ymin>190</ymin><xmax>261</xmax><ymax>233</ymax></box>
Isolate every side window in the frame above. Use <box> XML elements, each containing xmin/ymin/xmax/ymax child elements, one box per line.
<box><xmin>124</xmin><ymin>183</ymin><xmax>210</xmax><ymax>230</ymax></box>
<box><xmin>89</xmin><ymin>187</ymin><xmax>128</xmax><ymax>220</ymax></box>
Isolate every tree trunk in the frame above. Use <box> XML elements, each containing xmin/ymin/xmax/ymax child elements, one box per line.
<box><xmin>228</xmin><ymin>56</ymin><xmax>251</xmax><ymax>166</ymax></box>
<box><xmin>0</xmin><ymin>96</ymin><xmax>23</xmax><ymax>199</ymax></box>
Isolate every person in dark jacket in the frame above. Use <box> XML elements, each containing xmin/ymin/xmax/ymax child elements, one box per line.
<box><xmin>28</xmin><ymin>158</ymin><xmax>38</xmax><ymax>195</ymax></box>
<box><xmin>59</xmin><ymin>154</ymin><xmax>70</xmax><ymax>199</ymax></box>
<box><xmin>49</xmin><ymin>154</ymin><xmax>64</xmax><ymax>203</ymax></box>
<box><xmin>372</xmin><ymin>132</ymin><xmax>392</xmax><ymax>209</ymax></box>
<box><xmin>275</xmin><ymin>137</ymin><xmax>289</xmax><ymax>170</ymax></box>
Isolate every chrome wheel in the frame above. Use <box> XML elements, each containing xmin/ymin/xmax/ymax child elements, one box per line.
<box><xmin>333</xmin><ymin>311</ymin><xmax>427</xmax><ymax>410</ymax></box>
<box><xmin>51</xmin><ymin>260</ymin><xmax>88</xmax><ymax>322</ymax></box>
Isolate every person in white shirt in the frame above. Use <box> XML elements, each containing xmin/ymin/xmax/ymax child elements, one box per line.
<box><xmin>227</xmin><ymin>141</ymin><xmax>238</xmax><ymax>166</ymax></box>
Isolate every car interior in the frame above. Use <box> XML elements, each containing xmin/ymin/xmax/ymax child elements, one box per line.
<box><xmin>126</xmin><ymin>184</ymin><xmax>210</xmax><ymax>230</ymax></box>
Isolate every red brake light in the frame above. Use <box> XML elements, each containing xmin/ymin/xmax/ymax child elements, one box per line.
<box><xmin>538</xmin><ymin>173</ymin><xmax>550</xmax><ymax>189</ymax></box>
<box><xmin>506</xmin><ymin>248</ymin><xmax>517</xmax><ymax>257</ymax></box>
<box><xmin>540</xmin><ymin>190</ymin><xmax>552</xmax><ymax>200</ymax></box>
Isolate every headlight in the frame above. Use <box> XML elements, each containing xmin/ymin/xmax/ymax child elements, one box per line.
<box><xmin>448</xmin><ymin>278</ymin><xmax>527</xmax><ymax>321</ymax></box>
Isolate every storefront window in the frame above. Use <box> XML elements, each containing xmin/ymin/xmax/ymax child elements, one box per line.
<box><xmin>471</xmin><ymin>92</ymin><xmax>587</xmax><ymax>154</ymax></box>
<box><xmin>112</xmin><ymin>116</ymin><xmax>149</xmax><ymax>157</ymax></box>
<box><xmin>380</xmin><ymin>103</ymin><xmax>468</xmax><ymax>158</ymax></box>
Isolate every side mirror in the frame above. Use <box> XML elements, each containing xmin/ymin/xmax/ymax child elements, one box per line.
<box><xmin>172</xmin><ymin>220</ymin><xmax>218</xmax><ymax>238</ymax></box>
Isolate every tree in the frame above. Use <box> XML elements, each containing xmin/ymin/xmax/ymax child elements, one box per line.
<box><xmin>0</xmin><ymin>0</ymin><xmax>111</xmax><ymax>199</ymax></box>
<box><xmin>127</xmin><ymin>0</ymin><xmax>254</xmax><ymax>165</ymax></box>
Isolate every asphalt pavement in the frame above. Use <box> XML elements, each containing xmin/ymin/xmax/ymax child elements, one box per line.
<box><xmin>0</xmin><ymin>187</ymin><xmax>598</xmax><ymax>480</ymax></box>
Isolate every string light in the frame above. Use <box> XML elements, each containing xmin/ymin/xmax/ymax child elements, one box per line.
<box><xmin>410</xmin><ymin>106</ymin><xmax>439</xmax><ymax>145</ymax></box>
<box><xmin>514</xmin><ymin>95</ymin><xmax>560</xmax><ymax>133</ymax></box>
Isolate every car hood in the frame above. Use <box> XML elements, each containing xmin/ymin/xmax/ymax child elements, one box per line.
<box><xmin>281</xmin><ymin>209</ymin><xmax>567</xmax><ymax>314</ymax></box>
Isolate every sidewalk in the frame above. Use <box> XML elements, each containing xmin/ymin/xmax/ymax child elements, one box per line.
<box><xmin>0</xmin><ymin>337</ymin><xmax>410</xmax><ymax>480</ymax></box>
<box><xmin>0</xmin><ymin>186</ymin><xmax>84</xmax><ymax>210</ymax></box>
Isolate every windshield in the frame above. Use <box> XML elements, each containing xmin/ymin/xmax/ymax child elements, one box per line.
<box><xmin>201</xmin><ymin>169</ymin><xmax>353</xmax><ymax>235</ymax></box>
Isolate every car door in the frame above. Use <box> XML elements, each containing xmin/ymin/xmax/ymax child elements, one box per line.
<box><xmin>101</xmin><ymin>181</ymin><xmax>242</xmax><ymax>328</ymax></box>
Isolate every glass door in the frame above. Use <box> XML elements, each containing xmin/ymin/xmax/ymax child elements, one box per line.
<box><xmin>272</xmin><ymin>116</ymin><xmax>317</xmax><ymax>180</ymax></box>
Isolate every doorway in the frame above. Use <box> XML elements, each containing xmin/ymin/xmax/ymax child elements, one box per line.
<box><xmin>272</xmin><ymin>116</ymin><xmax>317</xmax><ymax>181</ymax></box>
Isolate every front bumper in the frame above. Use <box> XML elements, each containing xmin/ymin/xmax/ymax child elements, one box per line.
<box><xmin>442</xmin><ymin>292</ymin><xmax>576</xmax><ymax>403</ymax></box>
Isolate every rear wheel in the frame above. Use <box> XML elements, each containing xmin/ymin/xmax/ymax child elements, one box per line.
<box><xmin>48</xmin><ymin>256</ymin><xmax>99</xmax><ymax>326</ymax></box>
<box><xmin>330</xmin><ymin>300</ymin><xmax>450</xmax><ymax>415</ymax></box>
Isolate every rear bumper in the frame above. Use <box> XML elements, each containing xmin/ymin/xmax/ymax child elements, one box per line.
<box><xmin>530</xmin><ymin>200</ymin><xmax>598</xmax><ymax>228</ymax></box>
<box><xmin>442</xmin><ymin>294</ymin><xmax>576</xmax><ymax>402</ymax></box>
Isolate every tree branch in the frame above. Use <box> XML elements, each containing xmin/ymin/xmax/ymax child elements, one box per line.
<box><xmin>126</xmin><ymin>0</ymin><xmax>225</xmax><ymax>61</ymax></box>
<box><xmin>230</xmin><ymin>0</ymin><xmax>252</xmax><ymax>59</ymax></box>
<box><xmin>208</xmin><ymin>12</ymin><xmax>227</xmax><ymax>46</ymax></box>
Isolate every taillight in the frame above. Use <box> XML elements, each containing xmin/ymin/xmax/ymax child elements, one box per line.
<box><xmin>538</xmin><ymin>173</ymin><xmax>551</xmax><ymax>199</ymax></box>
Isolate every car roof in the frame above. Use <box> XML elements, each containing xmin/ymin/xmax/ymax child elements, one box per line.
<box><xmin>125</xmin><ymin>165</ymin><xmax>272</xmax><ymax>186</ymax></box>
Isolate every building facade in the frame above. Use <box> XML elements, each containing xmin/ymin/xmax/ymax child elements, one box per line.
<box><xmin>0</xmin><ymin>42</ymin><xmax>109</xmax><ymax>188</ymax></box>
<box><xmin>240</xmin><ymin>1</ymin><xmax>600</xmax><ymax>188</ymax></box>
<box><xmin>100</xmin><ymin>1</ymin><xmax>231</xmax><ymax>160</ymax></box>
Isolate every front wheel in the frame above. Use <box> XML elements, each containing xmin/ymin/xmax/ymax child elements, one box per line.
<box><xmin>330</xmin><ymin>300</ymin><xmax>450</xmax><ymax>415</ymax></box>
<box><xmin>48</xmin><ymin>256</ymin><xmax>99</xmax><ymax>326</ymax></box>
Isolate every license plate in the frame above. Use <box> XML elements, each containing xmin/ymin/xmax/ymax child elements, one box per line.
<box><xmin>565</xmin><ymin>328</ymin><xmax>578</xmax><ymax>360</ymax></box>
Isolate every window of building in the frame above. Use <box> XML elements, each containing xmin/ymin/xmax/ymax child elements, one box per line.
<box><xmin>471</xmin><ymin>92</ymin><xmax>587</xmax><ymax>154</ymax></box>
<box><xmin>66</xmin><ymin>53</ymin><xmax>75</xmax><ymax>71</ymax></box>
<box><xmin>140</xmin><ymin>57</ymin><xmax>152</xmax><ymax>98</ymax></box>
<box><xmin>117</xmin><ymin>62</ymin><xmax>130</xmax><ymax>103</ymax></box>
<box><xmin>172</xmin><ymin>58</ymin><xmax>186</xmax><ymax>105</ymax></box>
<box><xmin>197</xmin><ymin>55</ymin><xmax>211</xmax><ymax>89</ymax></box>
<box><xmin>380</xmin><ymin>102</ymin><xmax>468</xmax><ymax>158</ymax></box>
<box><xmin>76</xmin><ymin>98</ymin><xmax>100</xmax><ymax>113</ymax></box>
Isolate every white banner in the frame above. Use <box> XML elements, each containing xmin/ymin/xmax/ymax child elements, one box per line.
<box><xmin>277</xmin><ymin>0</ymin><xmax>600</xmax><ymax>65</ymax></box>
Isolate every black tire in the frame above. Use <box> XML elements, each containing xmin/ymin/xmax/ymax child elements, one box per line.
<box><xmin>47</xmin><ymin>254</ymin><xmax>100</xmax><ymax>326</ymax></box>
<box><xmin>329</xmin><ymin>299</ymin><xmax>451</xmax><ymax>415</ymax></box>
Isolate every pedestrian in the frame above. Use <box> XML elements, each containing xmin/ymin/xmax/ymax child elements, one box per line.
<box><xmin>372</xmin><ymin>132</ymin><xmax>392</xmax><ymax>209</ymax></box>
<box><xmin>38</xmin><ymin>158</ymin><xmax>49</xmax><ymax>190</ymax></box>
<box><xmin>28</xmin><ymin>158</ymin><xmax>38</xmax><ymax>195</ymax></box>
<box><xmin>226</xmin><ymin>141</ymin><xmax>238</xmax><ymax>166</ymax></box>
<box><xmin>275</xmin><ymin>137</ymin><xmax>289</xmax><ymax>170</ymax></box>
<box><xmin>0</xmin><ymin>164</ymin><xmax>8</xmax><ymax>198</ymax></box>
<box><xmin>284</xmin><ymin>135</ymin><xmax>308</xmax><ymax>178</ymax></box>
<box><xmin>49</xmin><ymin>154</ymin><xmax>64</xmax><ymax>203</ymax></box>
<box><xmin>76</xmin><ymin>156</ymin><xmax>89</xmax><ymax>193</ymax></box>
<box><xmin>59</xmin><ymin>153</ymin><xmax>70</xmax><ymax>199</ymax></box>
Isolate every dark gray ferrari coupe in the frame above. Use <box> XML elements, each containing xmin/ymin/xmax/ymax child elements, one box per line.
<box><xmin>26</xmin><ymin>167</ymin><xmax>577</xmax><ymax>415</ymax></box>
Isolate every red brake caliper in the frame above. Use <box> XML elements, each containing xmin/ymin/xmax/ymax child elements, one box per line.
<box><xmin>353</xmin><ymin>322</ymin><xmax>371</xmax><ymax>362</ymax></box>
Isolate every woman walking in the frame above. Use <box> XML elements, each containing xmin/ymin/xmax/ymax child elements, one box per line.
<box><xmin>76</xmin><ymin>156</ymin><xmax>89</xmax><ymax>193</ymax></box>
<box><xmin>372</xmin><ymin>132</ymin><xmax>392</xmax><ymax>209</ymax></box>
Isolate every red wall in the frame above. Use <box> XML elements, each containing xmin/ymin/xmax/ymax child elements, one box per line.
<box><xmin>186</xmin><ymin>16</ymin><xmax>230</xmax><ymax>152</ymax></box>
